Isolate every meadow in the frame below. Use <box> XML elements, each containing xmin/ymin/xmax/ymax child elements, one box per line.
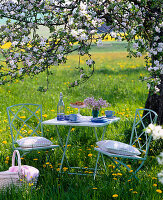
<box><xmin>0</xmin><ymin>42</ymin><xmax>162</xmax><ymax>199</ymax></box>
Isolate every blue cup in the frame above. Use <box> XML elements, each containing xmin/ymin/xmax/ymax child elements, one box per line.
<box><xmin>69</xmin><ymin>114</ymin><xmax>77</xmax><ymax>121</ymax></box>
<box><xmin>64</xmin><ymin>115</ymin><xmax>70</xmax><ymax>120</ymax></box>
<box><xmin>105</xmin><ymin>110</ymin><xmax>115</xmax><ymax>117</ymax></box>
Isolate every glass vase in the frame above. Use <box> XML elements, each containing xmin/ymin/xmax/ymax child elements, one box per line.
<box><xmin>92</xmin><ymin>109</ymin><xmax>99</xmax><ymax>118</ymax></box>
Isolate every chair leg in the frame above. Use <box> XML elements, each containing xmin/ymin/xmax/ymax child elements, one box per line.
<box><xmin>94</xmin><ymin>152</ymin><xmax>108</xmax><ymax>180</ymax></box>
<box><xmin>94</xmin><ymin>152</ymin><xmax>100</xmax><ymax>180</ymax></box>
<box><xmin>128</xmin><ymin>160</ymin><xmax>145</xmax><ymax>181</ymax></box>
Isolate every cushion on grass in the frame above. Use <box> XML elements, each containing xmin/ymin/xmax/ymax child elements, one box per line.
<box><xmin>96</xmin><ymin>140</ymin><xmax>141</xmax><ymax>156</ymax></box>
<box><xmin>16</xmin><ymin>136</ymin><xmax>53</xmax><ymax>148</ymax></box>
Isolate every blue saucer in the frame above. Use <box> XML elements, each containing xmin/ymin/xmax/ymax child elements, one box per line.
<box><xmin>91</xmin><ymin>117</ymin><xmax>108</xmax><ymax>123</ymax></box>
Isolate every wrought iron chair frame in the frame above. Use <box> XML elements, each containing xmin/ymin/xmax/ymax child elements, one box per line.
<box><xmin>94</xmin><ymin>108</ymin><xmax>158</xmax><ymax>180</ymax></box>
<box><xmin>7</xmin><ymin>103</ymin><xmax>59</xmax><ymax>156</ymax></box>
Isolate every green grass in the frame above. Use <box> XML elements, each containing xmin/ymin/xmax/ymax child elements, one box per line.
<box><xmin>0</xmin><ymin>42</ymin><xmax>162</xmax><ymax>199</ymax></box>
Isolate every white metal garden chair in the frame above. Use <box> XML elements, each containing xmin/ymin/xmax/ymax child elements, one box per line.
<box><xmin>94</xmin><ymin>108</ymin><xmax>158</xmax><ymax>180</ymax></box>
<box><xmin>7</xmin><ymin>103</ymin><xmax>59</xmax><ymax>157</ymax></box>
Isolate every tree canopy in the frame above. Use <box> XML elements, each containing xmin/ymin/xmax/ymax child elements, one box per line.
<box><xmin>0</xmin><ymin>0</ymin><xmax>162</xmax><ymax>122</ymax></box>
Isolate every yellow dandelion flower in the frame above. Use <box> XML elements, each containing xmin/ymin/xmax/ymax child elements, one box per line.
<box><xmin>6</xmin><ymin>156</ymin><xmax>9</xmax><ymax>161</ymax></box>
<box><xmin>129</xmin><ymin>189</ymin><xmax>133</xmax><ymax>191</ymax></box>
<box><xmin>2</xmin><ymin>141</ymin><xmax>7</xmax><ymax>144</ymax></box>
<box><xmin>46</xmin><ymin>162</ymin><xmax>50</xmax><ymax>165</ymax></box>
<box><xmin>71</xmin><ymin>128</ymin><xmax>75</xmax><ymax>132</ymax></box>
<box><xmin>153</xmin><ymin>184</ymin><xmax>157</xmax><ymax>187</ymax></box>
<box><xmin>21</xmin><ymin>157</ymin><xmax>24</xmax><ymax>160</ymax></box>
<box><xmin>58</xmin><ymin>163</ymin><xmax>61</xmax><ymax>165</ymax></box>
<box><xmin>101</xmin><ymin>110</ymin><xmax>105</xmax><ymax>115</ymax></box>
<box><xmin>129</xmin><ymin>170</ymin><xmax>133</xmax><ymax>173</ymax></box>
<box><xmin>156</xmin><ymin>189</ymin><xmax>162</xmax><ymax>193</ymax></box>
<box><xmin>92</xmin><ymin>187</ymin><xmax>97</xmax><ymax>190</ymax></box>
<box><xmin>128</xmin><ymin>179</ymin><xmax>131</xmax><ymax>182</ymax></box>
<box><xmin>56</xmin><ymin>168</ymin><xmax>60</xmax><ymax>172</ymax></box>
<box><xmin>88</xmin><ymin>154</ymin><xmax>93</xmax><ymax>157</ymax></box>
<box><xmin>5</xmin><ymin>160</ymin><xmax>8</xmax><ymax>164</ymax></box>
<box><xmin>67</xmin><ymin>144</ymin><xmax>71</xmax><ymax>147</ymax></box>
<box><xmin>50</xmin><ymin>110</ymin><xmax>55</xmax><ymax>112</ymax></box>
<box><xmin>112</xmin><ymin>194</ymin><xmax>118</xmax><ymax>198</ymax></box>
<box><xmin>19</xmin><ymin>116</ymin><xmax>26</xmax><ymax>119</ymax></box>
<box><xmin>113</xmin><ymin>178</ymin><xmax>117</xmax><ymax>180</ymax></box>
<box><xmin>33</xmin><ymin>158</ymin><xmax>38</xmax><ymax>161</ymax></box>
<box><xmin>117</xmin><ymin>173</ymin><xmax>122</xmax><ymax>176</ymax></box>
<box><xmin>132</xmin><ymin>191</ymin><xmax>137</xmax><ymax>194</ymax></box>
<box><xmin>152</xmin><ymin>177</ymin><xmax>157</xmax><ymax>180</ymax></box>
<box><xmin>28</xmin><ymin>130</ymin><xmax>33</xmax><ymax>134</ymax></box>
<box><xmin>63</xmin><ymin>167</ymin><xmax>68</xmax><ymax>172</ymax></box>
<box><xmin>43</xmin><ymin>164</ymin><xmax>46</xmax><ymax>168</ymax></box>
<box><xmin>42</xmin><ymin>114</ymin><xmax>48</xmax><ymax>118</ymax></box>
<box><xmin>20</xmin><ymin>179</ymin><xmax>23</xmax><ymax>181</ymax></box>
<box><xmin>89</xmin><ymin>172</ymin><xmax>93</xmax><ymax>174</ymax></box>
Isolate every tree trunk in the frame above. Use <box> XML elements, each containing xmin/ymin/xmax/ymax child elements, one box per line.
<box><xmin>144</xmin><ymin>74</ymin><xmax>163</xmax><ymax>125</ymax></box>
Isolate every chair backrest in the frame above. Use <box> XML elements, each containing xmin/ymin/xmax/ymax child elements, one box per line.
<box><xmin>130</xmin><ymin>109</ymin><xmax>158</xmax><ymax>158</ymax></box>
<box><xmin>7</xmin><ymin>104</ymin><xmax>43</xmax><ymax>148</ymax></box>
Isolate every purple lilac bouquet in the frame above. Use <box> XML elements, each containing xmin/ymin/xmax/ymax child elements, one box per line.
<box><xmin>84</xmin><ymin>97</ymin><xmax>109</xmax><ymax>110</ymax></box>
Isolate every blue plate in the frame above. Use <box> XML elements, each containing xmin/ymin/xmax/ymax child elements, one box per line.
<box><xmin>91</xmin><ymin>117</ymin><xmax>108</xmax><ymax>123</ymax></box>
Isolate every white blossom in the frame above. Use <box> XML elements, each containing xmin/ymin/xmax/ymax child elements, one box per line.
<box><xmin>86</xmin><ymin>59</ymin><xmax>93</xmax><ymax>65</ymax></box>
<box><xmin>155</xmin><ymin>26</ymin><xmax>160</xmax><ymax>33</ymax></box>
<box><xmin>97</xmin><ymin>39</ymin><xmax>103</xmax><ymax>47</ymax></box>
<box><xmin>110</xmin><ymin>32</ymin><xmax>117</xmax><ymax>38</ymax></box>
<box><xmin>133</xmin><ymin>43</ymin><xmax>138</xmax><ymax>49</ymax></box>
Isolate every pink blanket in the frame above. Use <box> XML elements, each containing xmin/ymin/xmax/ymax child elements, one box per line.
<box><xmin>9</xmin><ymin>165</ymin><xmax>39</xmax><ymax>182</ymax></box>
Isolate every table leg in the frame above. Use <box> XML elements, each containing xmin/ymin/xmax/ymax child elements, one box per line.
<box><xmin>57</xmin><ymin>126</ymin><xmax>72</xmax><ymax>172</ymax></box>
<box><xmin>93</xmin><ymin>126</ymin><xmax>107</xmax><ymax>179</ymax></box>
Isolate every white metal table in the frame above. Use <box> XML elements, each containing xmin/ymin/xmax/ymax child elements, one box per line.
<box><xmin>42</xmin><ymin>116</ymin><xmax>120</xmax><ymax>177</ymax></box>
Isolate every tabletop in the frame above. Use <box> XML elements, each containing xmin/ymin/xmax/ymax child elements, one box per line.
<box><xmin>42</xmin><ymin>116</ymin><xmax>120</xmax><ymax>127</ymax></box>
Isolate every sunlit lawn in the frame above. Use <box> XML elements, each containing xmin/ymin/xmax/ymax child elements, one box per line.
<box><xmin>0</xmin><ymin>42</ymin><xmax>162</xmax><ymax>199</ymax></box>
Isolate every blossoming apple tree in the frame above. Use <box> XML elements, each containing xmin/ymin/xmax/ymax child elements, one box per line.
<box><xmin>0</xmin><ymin>0</ymin><xmax>162</xmax><ymax>124</ymax></box>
